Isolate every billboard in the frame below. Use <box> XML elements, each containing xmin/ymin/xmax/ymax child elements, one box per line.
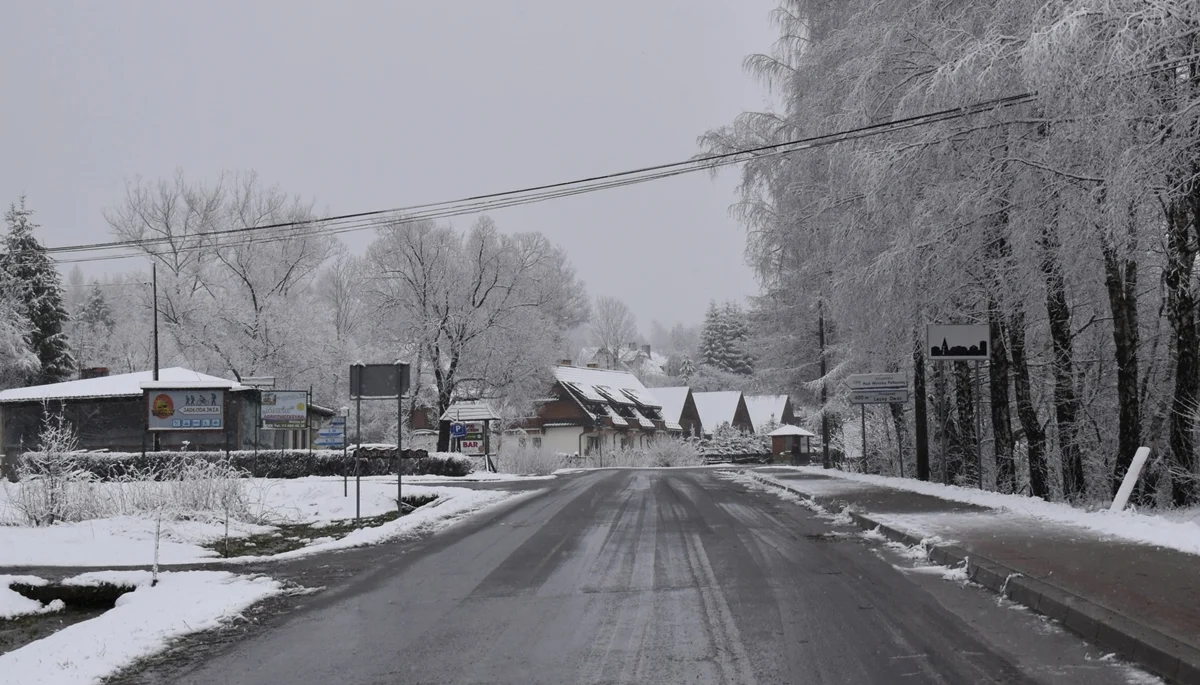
<box><xmin>928</xmin><ymin>324</ymin><xmax>991</xmax><ymax>361</ymax></box>
<box><xmin>260</xmin><ymin>390</ymin><xmax>308</xmax><ymax>429</ymax></box>
<box><xmin>147</xmin><ymin>389</ymin><xmax>225</xmax><ymax>431</ymax></box>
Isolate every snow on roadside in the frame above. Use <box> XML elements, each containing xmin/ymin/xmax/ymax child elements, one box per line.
<box><xmin>403</xmin><ymin>472</ymin><xmax>556</xmax><ymax>482</ymax></box>
<box><xmin>0</xmin><ymin>571</ymin><xmax>282</xmax><ymax>685</ymax></box>
<box><xmin>762</xmin><ymin>467</ymin><xmax>1200</xmax><ymax>557</ymax></box>
<box><xmin>231</xmin><ymin>487</ymin><xmax>527</xmax><ymax>563</ymax></box>
<box><xmin>0</xmin><ymin>480</ymin><xmax>526</xmax><ymax>567</ymax></box>
<box><xmin>1</xmin><ymin>575</ymin><xmax>62</xmax><ymax>620</ymax></box>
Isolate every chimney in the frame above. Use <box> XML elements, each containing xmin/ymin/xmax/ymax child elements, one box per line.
<box><xmin>586</xmin><ymin>363</ymin><xmax>599</xmax><ymax>369</ymax></box>
<box><xmin>642</xmin><ymin>344</ymin><xmax>651</xmax><ymax>356</ymax></box>
<box><xmin>80</xmin><ymin>367</ymin><xmax>110</xmax><ymax>380</ymax></box>
<box><xmin>558</xmin><ymin>359</ymin><xmax>572</xmax><ymax>366</ymax></box>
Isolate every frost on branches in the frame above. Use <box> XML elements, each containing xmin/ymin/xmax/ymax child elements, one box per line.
<box><xmin>703</xmin><ymin>0</ymin><xmax>1200</xmax><ymax>506</ymax></box>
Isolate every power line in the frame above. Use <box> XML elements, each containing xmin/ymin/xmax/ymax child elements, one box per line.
<box><xmin>48</xmin><ymin>92</ymin><xmax>1037</xmax><ymax>265</ymax></box>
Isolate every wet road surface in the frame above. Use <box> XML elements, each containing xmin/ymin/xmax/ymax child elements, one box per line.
<box><xmin>147</xmin><ymin>469</ymin><xmax>1148</xmax><ymax>684</ymax></box>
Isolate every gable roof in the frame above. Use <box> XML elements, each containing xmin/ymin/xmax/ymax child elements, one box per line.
<box><xmin>551</xmin><ymin>365</ymin><xmax>667</xmax><ymax>431</ymax></box>
<box><xmin>768</xmin><ymin>424</ymin><xmax>815</xmax><ymax>437</ymax></box>
<box><xmin>745</xmin><ymin>394</ymin><xmax>789</xmax><ymax>431</ymax></box>
<box><xmin>440</xmin><ymin>400</ymin><xmax>501</xmax><ymax>422</ymax></box>
<box><xmin>0</xmin><ymin>367</ymin><xmax>248</xmax><ymax>404</ymax></box>
<box><xmin>650</xmin><ymin>387</ymin><xmax>690</xmax><ymax>424</ymax></box>
<box><xmin>692</xmin><ymin>391</ymin><xmax>744</xmax><ymax>430</ymax></box>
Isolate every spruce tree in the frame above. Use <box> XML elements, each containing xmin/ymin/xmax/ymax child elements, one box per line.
<box><xmin>1</xmin><ymin>198</ymin><xmax>75</xmax><ymax>384</ymax></box>
<box><xmin>722</xmin><ymin>302</ymin><xmax>754</xmax><ymax>375</ymax></box>
<box><xmin>700</xmin><ymin>301</ymin><xmax>723</xmax><ymax>368</ymax></box>
<box><xmin>74</xmin><ymin>283</ymin><xmax>116</xmax><ymax>368</ymax></box>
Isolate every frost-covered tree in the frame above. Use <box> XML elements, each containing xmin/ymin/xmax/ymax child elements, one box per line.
<box><xmin>589</xmin><ymin>296</ymin><xmax>638</xmax><ymax>369</ymax></box>
<box><xmin>0</xmin><ymin>270</ymin><xmax>39</xmax><ymax>388</ymax></box>
<box><xmin>70</xmin><ymin>283</ymin><xmax>116</xmax><ymax>369</ymax></box>
<box><xmin>364</xmin><ymin>216</ymin><xmax>589</xmax><ymax>450</ymax></box>
<box><xmin>105</xmin><ymin>171</ymin><xmax>334</xmax><ymax>390</ymax></box>
<box><xmin>700</xmin><ymin>301</ymin><xmax>753</xmax><ymax>375</ymax></box>
<box><xmin>1</xmin><ymin>198</ymin><xmax>74</xmax><ymax>384</ymax></box>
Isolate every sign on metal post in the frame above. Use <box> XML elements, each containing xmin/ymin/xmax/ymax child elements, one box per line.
<box><xmin>848</xmin><ymin>389</ymin><xmax>910</xmax><ymax>405</ymax></box>
<box><xmin>260</xmin><ymin>390</ymin><xmax>308</xmax><ymax>430</ymax></box>
<box><xmin>449</xmin><ymin>422</ymin><xmax>467</xmax><ymax>439</ymax></box>
<box><xmin>846</xmin><ymin>373</ymin><xmax>907</xmax><ymax>391</ymax></box>
<box><xmin>927</xmin><ymin>324</ymin><xmax>990</xmax><ymax>361</ymax></box>
<box><xmin>148</xmin><ymin>390</ymin><xmax>225</xmax><ymax>431</ymax></box>
<box><xmin>349</xmin><ymin>364</ymin><xmax>411</xmax><ymax>399</ymax></box>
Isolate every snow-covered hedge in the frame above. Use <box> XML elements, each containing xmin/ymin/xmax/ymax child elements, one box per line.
<box><xmin>692</xmin><ymin>424</ymin><xmax>770</xmax><ymax>462</ymax></box>
<box><xmin>16</xmin><ymin>449</ymin><xmax>472</xmax><ymax>480</ymax></box>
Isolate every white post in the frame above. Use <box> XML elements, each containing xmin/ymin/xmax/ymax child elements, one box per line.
<box><xmin>1110</xmin><ymin>446</ymin><xmax>1152</xmax><ymax>512</ymax></box>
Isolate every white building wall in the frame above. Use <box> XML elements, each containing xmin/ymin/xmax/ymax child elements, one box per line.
<box><xmin>542</xmin><ymin>426</ymin><xmax>584</xmax><ymax>455</ymax></box>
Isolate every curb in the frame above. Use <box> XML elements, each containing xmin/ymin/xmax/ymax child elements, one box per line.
<box><xmin>748</xmin><ymin>472</ymin><xmax>1200</xmax><ymax>685</ymax></box>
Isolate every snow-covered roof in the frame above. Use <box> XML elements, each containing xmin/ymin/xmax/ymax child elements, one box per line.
<box><xmin>768</xmin><ymin>424</ymin><xmax>815</xmax><ymax>437</ymax></box>
<box><xmin>692</xmin><ymin>391</ymin><xmax>744</xmax><ymax>431</ymax></box>
<box><xmin>578</xmin><ymin>346</ymin><xmax>669</xmax><ymax>377</ymax></box>
<box><xmin>552</xmin><ymin>366</ymin><xmax>660</xmax><ymax>408</ymax></box>
<box><xmin>650</xmin><ymin>387</ymin><xmax>690</xmax><ymax>424</ymax></box>
<box><xmin>745</xmin><ymin>394</ymin><xmax>789</xmax><ymax>431</ymax></box>
<box><xmin>440</xmin><ymin>400</ymin><xmax>501</xmax><ymax>422</ymax></box>
<box><xmin>0</xmin><ymin>367</ymin><xmax>249</xmax><ymax>404</ymax></box>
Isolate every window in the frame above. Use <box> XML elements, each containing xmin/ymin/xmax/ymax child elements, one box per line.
<box><xmin>586</xmin><ymin>436</ymin><xmax>602</xmax><ymax>455</ymax></box>
<box><xmin>518</xmin><ymin>437</ymin><xmax>527</xmax><ymax>448</ymax></box>
<box><xmin>620</xmin><ymin>436</ymin><xmax>632</xmax><ymax>449</ymax></box>
<box><xmin>532</xmin><ymin>437</ymin><xmax>542</xmax><ymax>449</ymax></box>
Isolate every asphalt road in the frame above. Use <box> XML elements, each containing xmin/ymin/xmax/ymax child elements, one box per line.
<box><xmin>159</xmin><ymin>469</ymin><xmax>1149</xmax><ymax>685</ymax></box>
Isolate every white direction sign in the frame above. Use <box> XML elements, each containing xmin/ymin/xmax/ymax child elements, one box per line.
<box><xmin>928</xmin><ymin>323</ymin><xmax>991</xmax><ymax>361</ymax></box>
<box><xmin>849</xmin><ymin>389</ymin><xmax>910</xmax><ymax>405</ymax></box>
<box><xmin>846</xmin><ymin>373</ymin><xmax>907</xmax><ymax>391</ymax></box>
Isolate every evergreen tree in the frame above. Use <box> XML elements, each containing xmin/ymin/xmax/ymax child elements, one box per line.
<box><xmin>678</xmin><ymin>354</ymin><xmax>696</xmax><ymax>380</ymax></box>
<box><xmin>0</xmin><ymin>269</ymin><xmax>39</xmax><ymax>388</ymax></box>
<box><xmin>700</xmin><ymin>301</ymin><xmax>723</xmax><ymax>368</ymax></box>
<box><xmin>722</xmin><ymin>302</ymin><xmax>754</xmax><ymax>375</ymax></box>
<box><xmin>1</xmin><ymin>198</ymin><xmax>75</xmax><ymax>384</ymax></box>
<box><xmin>73</xmin><ymin>283</ymin><xmax>116</xmax><ymax>368</ymax></box>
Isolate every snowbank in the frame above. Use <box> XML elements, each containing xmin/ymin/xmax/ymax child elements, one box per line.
<box><xmin>1</xmin><ymin>575</ymin><xmax>61</xmax><ymax>620</ymax></box>
<box><xmin>764</xmin><ymin>467</ymin><xmax>1200</xmax><ymax>557</ymax></box>
<box><xmin>0</xmin><ymin>571</ymin><xmax>282</xmax><ymax>685</ymax></box>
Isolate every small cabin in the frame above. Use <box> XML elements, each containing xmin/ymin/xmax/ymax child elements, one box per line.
<box><xmin>768</xmin><ymin>424</ymin><xmax>817</xmax><ymax>465</ymax></box>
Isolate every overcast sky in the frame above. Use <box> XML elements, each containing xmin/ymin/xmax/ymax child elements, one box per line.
<box><xmin>0</xmin><ymin>1</ymin><xmax>777</xmax><ymax>330</ymax></box>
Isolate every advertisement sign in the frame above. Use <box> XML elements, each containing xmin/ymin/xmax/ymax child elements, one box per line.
<box><xmin>260</xmin><ymin>391</ymin><xmax>308</xmax><ymax>429</ymax></box>
<box><xmin>148</xmin><ymin>390</ymin><xmax>225</xmax><ymax>431</ymax></box>
<box><xmin>460</xmin><ymin>439</ymin><xmax>483</xmax><ymax>455</ymax></box>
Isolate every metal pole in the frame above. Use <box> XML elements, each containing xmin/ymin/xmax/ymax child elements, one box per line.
<box><xmin>897</xmin><ymin>416</ymin><xmax>904</xmax><ymax>478</ymax></box>
<box><xmin>819</xmin><ymin>299</ymin><xmax>830</xmax><ymax>469</ymax></box>
<box><xmin>861</xmin><ymin>404</ymin><xmax>867</xmax><ymax>473</ymax></box>
<box><xmin>940</xmin><ymin>368</ymin><xmax>948</xmax><ymax>485</ymax></box>
<box><xmin>975</xmin><ymin>360</ymin><xmax>983</xmax><ymax>489</ymax></box>
<box><xmin>355</xmin><ymin>392</ymin><xmax>362</xmax><ymax>522</ymax></box>
<box><xmin>403</xmin><ymin>383</ymin><xmax>408</xmax><ymax>511</ymax></box>
<box><xmin>307</xmin><ymin>386</ymin><xmax>313</xmax><ymax>457</ymax></box>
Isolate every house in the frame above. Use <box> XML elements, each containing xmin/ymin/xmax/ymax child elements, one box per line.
<box><xmin>691</xmin><ymin>391</ymin><xmax>754</xmax><ymax>435</ymax></box>
<box><xmin>579</xmin><ymin>343</ymin><xmax>669</xmax><ymax>380</ymax></box>
<box><xmin>518</xmin><ymin>363</ymin><xmax>675</xmax><ymax>456</ymax></box>
<box><xmin>649</xmin><ymin>386</ymin><xmax>704</xmax><ymax>438</ymax></box>
<box><xmin>744</xmin><ymin>394</ymin><xmax>798</xmax><ymax>433</ymax></box>
<box><xmin>0</xmin><ymin>367</ymin><xmax>335</xmax><ymax>472</ymax></box>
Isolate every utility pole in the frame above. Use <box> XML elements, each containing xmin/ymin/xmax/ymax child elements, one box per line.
<box><xmin>819</xmin><ymin>298</ymin><xmax>831</xmax><ymax>469</ymax></box>
<box><xmin>152</xmin><ymin>262</ymin><xmax>160</xmax><ymax>452</ymax></box>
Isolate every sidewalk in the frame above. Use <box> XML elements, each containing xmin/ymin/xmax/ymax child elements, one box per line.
<box><xmin>752</xmin><ymin>467</ymin><xmax>1200</xmax><ymax>685</ymax></box>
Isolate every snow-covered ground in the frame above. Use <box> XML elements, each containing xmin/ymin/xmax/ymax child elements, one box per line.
<box><xmin>1</xmin><ymin>575</ymin><xmax>62</xmax><ymax>619</ymax></box>
<box><xmin>0</xmin><ymin>570</ymin><xmax>282</xmax><ymax>685</ymax></box>
<box><xmin>0</xmin><ymin>476</ymin><xmax>526</xmax><ymax>567</ymax></box>
<box><xmin>755</xmin><ymin>467</ymin><xmax>1200</xmax><ymax>557</ymax></box>
<box><xmin>402</xmin><ymin>472</ymin><xmax>557</xmax><ymax>483</ymax></box>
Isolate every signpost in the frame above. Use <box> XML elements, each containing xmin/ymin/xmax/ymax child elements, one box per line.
<box><xmin>845</xmin><ymin>374</ymin><xmax>908</xmax><ymax>477</ymax></box>
<box><xmin>349</xmin><ymin>362</ymin><xmax>411</xmax><ymax>520</ymax></box>
<box><xmin>449</xmin><ymin>422</ymin><xmax>467</xmax><ymax>439</ymax></box>
<box><xmin>928</xmin><ymin>323</ymin><xmax>990</xmax><ymax>489</ymax></box>
<box><xmin>260</xmin><ymin>391</ymin><xmax>308</xmax><ymax>429</ymax></box>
